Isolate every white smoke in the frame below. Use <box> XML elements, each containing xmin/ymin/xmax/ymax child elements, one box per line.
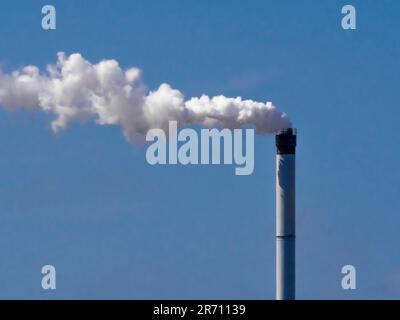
<box><xmin>0</xmin><ymin>52</ymin><xmax>292</xmax><ymax>142</ymax></box>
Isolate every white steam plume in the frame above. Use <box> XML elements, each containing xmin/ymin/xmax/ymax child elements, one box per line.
<box><xmin>0</xmin><ymin>52</ymin><xmax>292</xmax><ymax>142</ymax></box>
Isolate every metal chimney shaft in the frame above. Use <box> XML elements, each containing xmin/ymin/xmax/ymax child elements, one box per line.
<box><xmin>275</xmin><ymin>128</ymin><xmax>296</xmax><ymax>300</ymax></box>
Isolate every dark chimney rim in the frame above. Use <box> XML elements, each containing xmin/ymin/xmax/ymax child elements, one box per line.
<box><xmin>276</xmin><ymin>127</ymin><xmax>297</xmax><ymax>154</ymax></box>
<box><xmin>276</xmin><ymin>127</ymin><xmax>297</xmax><ymax>136</ymax></box>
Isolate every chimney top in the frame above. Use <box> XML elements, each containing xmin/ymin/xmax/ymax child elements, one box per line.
<box><xmin>276</xmin><ymin>128</ymin><xmax>297</xmax><ymax>155</ymax></box>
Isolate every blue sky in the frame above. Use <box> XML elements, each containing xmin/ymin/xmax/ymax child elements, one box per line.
<box><xmin>0</xmin><ymin>0</ymin><xmax>399</xmax><ymax>299</ymax></box>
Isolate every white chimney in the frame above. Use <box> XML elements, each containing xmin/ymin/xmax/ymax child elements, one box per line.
<box><xmin>275</xmin><ymin>128</ymin><xmax>297</xmax><ymax>300</ymax></box>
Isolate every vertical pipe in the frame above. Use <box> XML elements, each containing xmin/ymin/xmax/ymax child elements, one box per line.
<box><xmin>276</xmin><ymin>128</ymin><xmax>296</xmax><ymax>300</ymax></box>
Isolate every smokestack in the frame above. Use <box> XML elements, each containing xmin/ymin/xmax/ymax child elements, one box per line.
<box><xmin>275</xmin><ymin>128</ymin><xmax>296</xmax><ymax>300</ymax></box>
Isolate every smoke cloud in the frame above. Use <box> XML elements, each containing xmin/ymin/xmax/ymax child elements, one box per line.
<box><xmin>0</xmin><ymin>52</ymin><xmax>292</xmax><ymax>142</ymax></box>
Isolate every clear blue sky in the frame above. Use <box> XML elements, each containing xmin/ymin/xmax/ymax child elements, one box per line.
<box><xmin>0</xmin><ymin>0</ymin><xmax>399</xmax><ymax>299</ymax></box>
